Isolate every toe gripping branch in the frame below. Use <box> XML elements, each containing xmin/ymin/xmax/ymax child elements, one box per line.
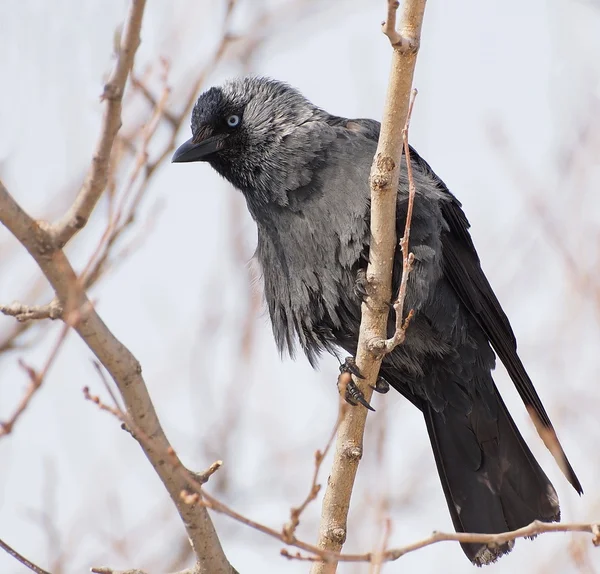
<box><xmin>337</xmin><ymin>357</ymin><xmax>390</xmax><ymax>412</ymax></box>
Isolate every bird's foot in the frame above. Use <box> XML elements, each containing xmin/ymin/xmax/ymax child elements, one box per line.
<box><xmin>370</xmin><ymin>375</ymin><xmax>390</xmax><ymax>394</ymax></box>
<box><xmin>338</xmin><ymin>356</ymin><xmax>374</xmax><ymax>411</ymax></box>
<box><xmin>354</xmin><ymin>269</ymin><xmax>370</xmax><ymax>303</ymax></box>
<box><xmin>354</xmin><ymin>269</ymin><xmax>394</xmax><ymax>309</ymax></box>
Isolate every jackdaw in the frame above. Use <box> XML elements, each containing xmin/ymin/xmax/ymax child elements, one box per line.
<box><xmin>173</xmin><ymin>77</ymin><xmax>582</xmax><ymax>565</ymax></box>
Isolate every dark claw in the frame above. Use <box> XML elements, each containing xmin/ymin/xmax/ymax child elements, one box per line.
<box><xmin>370</xmin><ymin>376</ymin><xmax>390</xmax><ymax>394</ymax></box>
<box><xmin>338</xmin><ymin>357</ymin><xmax>374</xmax><ymax>411</ymax></box>
<box><xmin>120</xmin><ymin>422</ymin><xmax>135</xmax><ymax>438</ymax></box>
<box><xmin>354</xmin><ymin>269</ymin><xmax>369</xmax><ymax>302</ymax></box>
<box><xmin>345</xmin><ymin>379</ymin><xmax>375</xmax><ymax>411</ymax></box>
<box><xmin>340</xmin><ymin>356</ymin><xmax>365</xmax><ymax>379</ymax></box>
<box><xmin>354</xmin><ymin>269</ymin><xmax>394</xmax><ymax>309</ymax></box>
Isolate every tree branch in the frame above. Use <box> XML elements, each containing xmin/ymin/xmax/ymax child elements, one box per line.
<box><xmin>284</xmin><ymin>521</ymin><xmax>600</xmax><ymax>564</ymax></box>
<box><xmin>311</xmin><ymin>2</ymin><xmax>427</xmax><ymax>572</ymax></box>
<box><xmin>195</xmin><ymin>482</ymin><xmax>600</xmax><ymax>565</ymax></box>
<box><xmin>0</xmin><ymin>537</ymin><xmax>51</xmax><ymax>574</ymax></box>
<box><xmin>0</xmin><ymin>2</ymin><xmax>321</xmax><ymax>571</ymax></box>
<box><xmin>51</xmin><ymin>0</ymin><xmax>147</xmax><ymax>248</ymax></box>
<box><xmin>91</xmin><ymin>569</ymin><xmax>194</xmax><ymax>574</ymax></box>
<box><xmin>377</xmin><ymin>90</ymin><xmax>417</xmax><ymax>352</ymax></box>
<box><xmin>0</xmin><ymin>178</ymin><xmax>235</xmax><ymax>572</ymax></box>
<box><xmin>0</xmin><ymin>298</ymin><xmax>62</xmax><ymax>322</ymax></box>
<box><xmin>0</xmin><ymin>321</ymin><xmax>70</xmax><ymax>438</ymax></box>
<box><xmin>282</xmin><ymin>405</ymin><xmax>343</xmax><ymax>543</ymax></box>
<box><xmin>74</xmin><ymin>380</ymin><xmax>600</xmax><ymax>568</ymax></box>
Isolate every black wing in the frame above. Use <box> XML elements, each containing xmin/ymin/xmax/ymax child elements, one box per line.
<box><xmin>331</xmin><ymin>115</ymin><xmax>581</xmax><ymax>492</ymax></box>
<box><xmin>411</xmin><ymin>150</ymin><xmax>583</xmax><ymax>494</ymax></box>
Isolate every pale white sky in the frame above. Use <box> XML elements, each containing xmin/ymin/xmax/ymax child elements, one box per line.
<box><xmin>1</xmin><ymin>1</ymin><xmax>599</xmax><ymax>572</ymax></box>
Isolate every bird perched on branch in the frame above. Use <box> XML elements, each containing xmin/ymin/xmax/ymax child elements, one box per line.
<box><xmin>173</xmin><ymin>77</ymin><xmax>582</xmax><ymax>565</ymax></box>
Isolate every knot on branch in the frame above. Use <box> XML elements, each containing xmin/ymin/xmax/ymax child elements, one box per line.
<box><xmin>342</xmin><ymin>444</ymin><xmax>362</xmax><ymax>462</ymax></box>
<box><xmin>101</xmin><ymin>83</ymin><xmax>124</xmax><ymax>102</ymax></box>
<box><xmin>392</xmin><ymin>35</ymin><xmax>420</xmax><ymax>53</ymax></box>
<box><xmin>370</xmin><ymin>174</ymin><xmax>390</xmax><ymax>192</ymax></box>
<box><xmin>376</xmin><ymin>154</ymin><xmax>396</xmax><ymax>173</ymax></box>
<box><xmin>72</xmin><ymin>214</ymin><xmax>88</xmax><ymax>231</ymax></box>
<box><xmin>326</xmin><ymin>527</ymin><xmax>347</xmax><ymax>545</ymax></box>
<box><xmin>370</xmin><ymin>154</ymin><xmax>397</xmax><ymax>191</ymax></box>
<box><xmin>367</xmin><ymin>338</ymin><xmax>386</xmax><ymax>355</ymax></box>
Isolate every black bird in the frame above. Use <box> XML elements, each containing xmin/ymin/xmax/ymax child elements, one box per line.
<box><xmin>173</xmin><ymin>77</ymin><xmax>582</xmax><ymax>565</ymax></box>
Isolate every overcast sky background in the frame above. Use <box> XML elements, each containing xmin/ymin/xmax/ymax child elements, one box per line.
<box><xmin>1</xmin><ymin>0</ymin><xmax>600</xmax><ymax>572</ymax></box>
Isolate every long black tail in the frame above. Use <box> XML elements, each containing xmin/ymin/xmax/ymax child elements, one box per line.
<box><xmin>423</xmin><ymin>386</ymin><xmax>560</xmax><ymax>565</ymax></box>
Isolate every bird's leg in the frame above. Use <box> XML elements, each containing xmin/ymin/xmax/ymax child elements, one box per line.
<box><xmin>338</xmin><ymin>356</ymin><xmax>375</xmax><ymax>411</ymax></box>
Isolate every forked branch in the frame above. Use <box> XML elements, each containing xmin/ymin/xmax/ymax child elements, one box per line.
<box><xmin>310</xmin><ymin>2</ymin><xmax>428</xmax><ymax>573</ymax></box>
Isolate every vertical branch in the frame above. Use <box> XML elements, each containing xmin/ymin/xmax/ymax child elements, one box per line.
<box><xmin>0</xmin><ymin>180</ymin><xmax>235</xmax><ymax>572</ymax></box>
<box><xmin>52</xmin><ymin>0</ymin><xmax>147</xmax><ymax>248</ymax></box>
<box><xmin>311</xmin><ymin>1</ymin><xmax>427</xmax><ymax>572</ymax></box>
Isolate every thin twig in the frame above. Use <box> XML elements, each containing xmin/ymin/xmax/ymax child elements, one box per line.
<box><xmin>206</xmin><ymin>489</ymin><xmax>600</xmax><ymax>565</ymax></box>
<box><xmin>0</xmin><ymin>537</ymin><xmax>51</xmax><ymax>574</ymax></box>
<box><xmin>131</xmin><ymin>72</ymin><xmax>178</xmax><ymax>127</ymax></box>
<box><xmin>91</xmin><ymin>568</ymin><xmax>151</xmax><ymax>574</ymax></box>
<box><xmin>52</xmin><ymin>0</ymin><xmax>147</xmax><ymax>248</ymax></box>
<box><xmin>290</xmin><ymin>521</ymin><xmax>600</xmax><ymax>563</ymax></box>
<box><xmin>84</xmin><ymin>373</ymin><xmax>225</xmax><ymax>492</ymax></box>
<box><xmin>79</xmin><ymin>75</ymin><xmax>171</xmax><ymax>289</ymax></box>
<box><xmin>192</xmin><ymin>461</ymin><xmax>224</xmax><ymax>485</ymax></box>
<box><xmin>0</xmin><ymin>320</ymin><xmax>71</xmax><ymax>438</ymax></box>
<box><xmin>282</xmin><ymin>406</ymin><xmax>343</xmax><ymax>542</ymax></box>
<box><xmin>377</xmin><ymin>88</ymin><xmax>418</xmax><ymax>353</ymax></box>
<box><xmin>0</xmin><ymin>2</ymin><xmax>323</xmax><ymax>573</ymax></box>
<box><xmin>369</xmin><ymin>517</ymin><xmax>392</xmax><ymax>574</ymax></box>
<box><xmin>81</xmin><ymin>359</ymin><xmax>600</xmax><ymax>567</ymax></box>
<box><xmin>0</xmin><ymin>0</ymin><xmax>295</xmax><ymax>358</ymax></box>
<box><xmin>0</xmin><ymin>299</ymin><xmax>62</xmax><ymax>322</ymax></box>
<box><xmin>311</xmin><ymin>2</ymin><xmax>427</xmax><ymax>572</ymax></box>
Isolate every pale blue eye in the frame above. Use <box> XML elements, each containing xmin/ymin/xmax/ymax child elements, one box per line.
<box><xmin>227</xmin><ymin>114</ymin><xmax>240</xmax><ymax>127</ymax></box>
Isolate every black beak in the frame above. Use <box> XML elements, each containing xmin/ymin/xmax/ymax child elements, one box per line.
<box><xmin>172</xmin><ymin>135</ymin><xmax>227</xmax><ymax>163</ymax></box>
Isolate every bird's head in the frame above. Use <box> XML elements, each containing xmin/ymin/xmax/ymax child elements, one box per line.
<box><xmin>172</xmin><ymin>77</ymin><xmax>332</xmax><ymax>213</ymax></box>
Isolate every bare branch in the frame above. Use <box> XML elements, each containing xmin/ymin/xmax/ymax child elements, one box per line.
<box><xmin>79</xmin><ymin>378</ymin><xmax>600</xmax><ymax>568</ymax></box>
<box><xmin>0</xmin><ymin>298</ymin><xmax>62</xmax><ymax>322</ymax></box>
<box><xmin>0</xmin><ymin>321</ymin><xmax>71</xmax><ymax>438</ymax></box>
<box><xmin>131</xmin><ymin>71</ymin><xmax>178</xmax><ymax>128</ymax></box>
<box><xmin>92</xmin><ymin>568</ymin><xmax>194</xmax><ymax>574</ymax></box>
<box><xmin>0</xmin><ymin>3</ymin><xmax>318</xmax><ymax>570</ymax></box>
<box><xmin>91</xmin><ymin>569</ymin><xmax>173</xmax><ymax>574</ymax></box>
<box><xmin>0</xmin><ymin>179</ymin><xmax>235</xmax><ymax>572</ymax></box>
<box><xmin>311</xmin><ymin>2</ymin><xmax>427</xmax><ymax>571</ymax></box>
<box><xmin>83</xmin><ymin>381</ymin><xmax>233</xmax><ymax>574</ymax></box>
<box><xmin>376</xmin><ymin>88</ymin><xmax>418</xmax><ymax>353</ymax></box>
<box><xmin>0</xmin><ymin>317</ymin><xmax>34</xmax><ymax>354</ymax></box>
<box><xmin>201</xmin><ymin>486</ymin><xmax>600</xmax><ymax>565</ymax></box>
<box><xmin>0</xmin><ymin>537</ymin><xmax>51</xmax><ymax>574</ymax></box>
<box><xmin>289</xmin><ymin>521</ymin><xmax>600</xmax><ymax>564</ymax></box>
<box><xmin>282</xmin><ymin>407</ymin><xmax>342</xmax><ymax>542</ymax></box>
<box><xmin>192</xmin><ymin>461</ymin><xmax>224</xmax><ymax>485</ymax></box>
<box><xmin>382</xmin><ymin>521</ymin><xmax>600</xmax><ymax>560</ymax></box>
<box><xmin>51</xmin><ymin>0</ymin><xmax>147</xmax><ymax>248</ymax></box>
